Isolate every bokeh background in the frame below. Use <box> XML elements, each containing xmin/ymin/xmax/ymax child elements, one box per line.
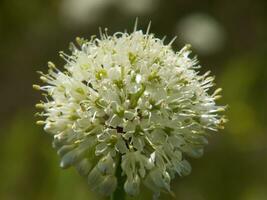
<box><xmin>0</xmin><ymin>0</ymin><xmax>266</xmax><ymax>199</ymax></box>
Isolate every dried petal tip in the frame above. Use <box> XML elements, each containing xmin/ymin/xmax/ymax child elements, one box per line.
<box><xmin>35</xmin><ymin>103</ymin><xmax>44</xmax><ymax>109</ymax></box>
<box><xmin>47</xmin><ymin>61</ymin><xmax>56</xmax><ymax>69</ymax></box>
<box><xmin>32</xmin><ymin>84</ymin><xmax>41</xmax><ymax>90</ymax></box>
<box><xmin>36</xmin><ymin>120</ymin><xmax>45</xmax><ymax>125</ymax></box>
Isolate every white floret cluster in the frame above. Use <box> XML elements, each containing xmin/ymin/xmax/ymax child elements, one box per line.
<box><xmin>34</xmin><ymin>26</ymin><xmax>226</xmax><ymax>198</ymax></box>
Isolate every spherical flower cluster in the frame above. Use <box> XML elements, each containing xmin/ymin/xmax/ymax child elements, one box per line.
<box><xmin>34</xmin><ymin>26</ymin><xmax>226</xmax><ymax>198</ymax></box>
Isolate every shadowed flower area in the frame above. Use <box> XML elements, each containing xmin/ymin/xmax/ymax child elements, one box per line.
<box><xmin>0</xmin><ymin>0</ymin><xmax>266</xmax><ymax>199</ymax></box>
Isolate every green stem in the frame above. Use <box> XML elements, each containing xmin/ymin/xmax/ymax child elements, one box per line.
<box><xmin>111</xmin><ymin>157</ymin><xmax>126</xmax><ymax>200</ymax></box>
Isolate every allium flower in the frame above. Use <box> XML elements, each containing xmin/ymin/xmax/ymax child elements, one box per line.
<box><xmin>34</xmin><ymin>24</ymin><xmax>226</xmax><ymax>198</ymax></box>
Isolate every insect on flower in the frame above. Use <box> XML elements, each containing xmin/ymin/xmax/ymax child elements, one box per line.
<box><xmin>34</xmin><ymin>21</ymin><xmax>227</xmax><ymax>198</ymax></box>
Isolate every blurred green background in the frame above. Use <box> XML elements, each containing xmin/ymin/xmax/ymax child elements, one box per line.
<box><xmin>0</xmin><ymin>0</ymin><xmax>266</xmax><ymax>199</ymax></box>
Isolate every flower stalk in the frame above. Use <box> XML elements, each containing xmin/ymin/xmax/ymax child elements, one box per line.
<box><xmin>111</xmin><ymin>157</ymin><xmax>125</xmax><ymax>200</ymax></box>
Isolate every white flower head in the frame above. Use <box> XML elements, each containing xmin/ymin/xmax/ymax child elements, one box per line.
<box><xmin>34</xmin><ymin>22</ymin><xmax>227</xmax><ymax>198</ymax></box>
